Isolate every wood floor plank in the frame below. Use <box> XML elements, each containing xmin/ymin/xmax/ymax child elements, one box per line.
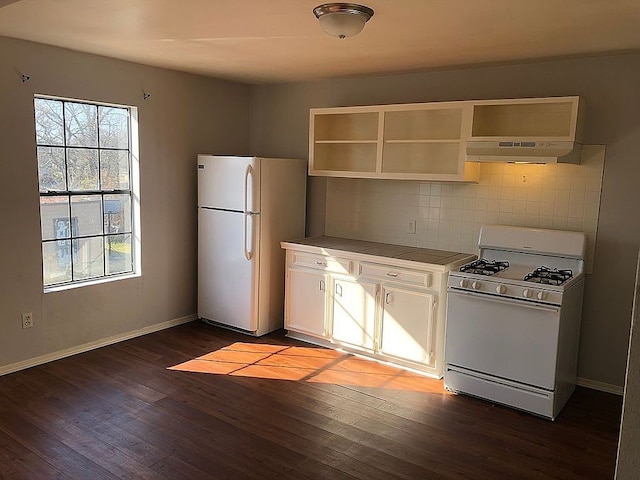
<box><xmin>0</xmin><ymin>321</ymin><xmax>623</xmax><ymax>479</ymax></box>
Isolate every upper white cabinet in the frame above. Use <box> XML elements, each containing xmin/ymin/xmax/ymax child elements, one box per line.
<box><xmin>312</xmin><ymin>110</ymin><xmax>379</xmax><ymax>173</ymax></box>
<box><xmin>469</xmin><ymin>96</ymin><xmax>585</xmax><ymax>142</ymax></box>
<box><xmin>309</xmin><ymin>103</ymin><xmax>479</xmax><ymax>182</ymax></box>
<box><xmin>309</xmin><ymin>96</ymin><xmax>585</xmax><ymax>178</ymax></box>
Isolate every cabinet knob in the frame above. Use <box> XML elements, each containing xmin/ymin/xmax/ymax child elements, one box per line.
<box><xmin>386</xmin><ymin>272</ymin><xmax>399</xmax><ymax>278</ymax></box>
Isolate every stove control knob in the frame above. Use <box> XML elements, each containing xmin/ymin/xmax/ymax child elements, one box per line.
<box><xmin>537</xmin><ymin>291</ymin><xmax>547</xmax><ymax>301</ymax></box>
<box><xmin>523</xmin><ymin>289</ymin><xmax>533</xmax><ymax>298</ymax></box>
<box><xmin>472</xmin><ymin>281</ymin><xmax>481</xmax><ymax>290</ymax></box>
<box><xmin>459</xmin><ymin>279</ymin><xmax>468</xmax><ymax>288</ymax></box>
<box><xmin>496</xmin><ymin>285</ymin><xmax>507</xmax><ymax>294</ymax></box>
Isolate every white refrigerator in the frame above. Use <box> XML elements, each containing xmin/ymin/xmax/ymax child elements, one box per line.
<box><xmin>197</xmin><ymin>155</ymin><xmax>307</xmax><ymax>336</ymax></box>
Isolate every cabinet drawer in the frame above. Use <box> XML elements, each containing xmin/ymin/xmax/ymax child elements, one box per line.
<box><xmin>359</xmin><ymin>262</ymin><xmax>432</xmax><ymax>288</ymax></box>
<box><xmin>291</xmin><ymin>252</ymin><xmax>352</xmax><ymax>274</ymax></box>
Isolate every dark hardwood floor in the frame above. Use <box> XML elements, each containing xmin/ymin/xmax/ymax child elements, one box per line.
<box><xmin>0</xmin><ymin>321</ymin><xmax>622</xmax><ymax>479</ymax></box>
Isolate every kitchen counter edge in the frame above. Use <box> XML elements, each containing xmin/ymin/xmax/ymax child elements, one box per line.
<box><xmin>281</xmin><ymin>236</ymin><xmax>476</xmax><ymax>272</ymax></box>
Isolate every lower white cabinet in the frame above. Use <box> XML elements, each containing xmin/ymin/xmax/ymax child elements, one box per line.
<box><xmin>331</xmin><ymin>276</ymin><xmax>378</xmax><ymax>350</ymax></box>
<box><xmin>285</xmin><ymin>268</ymin><xmax>328</xmax><ymax>338</ymax></box>
<box><xmin>379</xmin><ymin>286</ymin><xmax>436</xmax><ymax>367</ymax></box>
<box><xmin>282</xmin><ymin>240</ymin><xmax>473</xmax><ymax>378</ymax></box>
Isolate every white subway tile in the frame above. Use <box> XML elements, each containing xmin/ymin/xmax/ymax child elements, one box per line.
<box><xmin>586</xmin><ymin>176</ymin><xmax>603</xmax><ymax>192</ymax></box>
<box><xmin>556</xmin><ymin>176</ymin><xmax>572</xmax><ymax>190</ymax></box>
<box><xmin>503</xmin><ymin>174</ymin><xmax>516</xmax><ymax>187</ymax></box>
<box><xmin>513</xmin><ymin>200</ymin><xmax>528</xmax><ymax>214</ymax></box>
<box><xmin>512</xmin><ymin>213</ymin><xmax>526</xmax><ymax>226</ymax></box>
<box><xmin>500</xmin><ymin>199</ymin><xmax>514</xmax><ymax>213</ymax></box>
<box><xmin>486</xmin><ymin>211</ymin><xmax>500</xmax><ymax>224</ymax></box>
<box><xmin>552</xmin><ymin>216</ymin><xmax>568</xmax><ymax>229</ymax></box>
<box><xmin>540</xmin><ymin>202</ymin><xmax>554</xmax><ymax>216</ymax></box>
<box><xmin>525</xmin><ymin>214</ymin><xmax>540</xmax><ymax>227</ymax></box>
<box><xmin>567</xmin><ymin>217</ymin><xmax>583</xmax><ymax>231</ymax></box>
<box><xmin>570</xmin><ymin>176</ymin><xmax>587</xmax><ymax>191</ymax></box>
<box><xmin>526</xmin><ymin>202</ymin><xmax>541</xmax><ymax>215</ymax></box>
<box><xmin>554</xmin><ymin>189</ymin><xmax>571</xmax><ymax>204</ymax></box>
<box><xmin>325</xmin><ymin>156</ymin><xmax>603</xmax><ymax>261</ymax></box>
<box><xmin>499</xmin><ymin>212</ymin><xmax>513</xmax><ymax>224</ymax></box>
<box><xmin>487</xmin><ymin>198</ymin><xmax>501</xmax><ymax>212</ymax></box>
<box><xmin>501</xmin><ymin>187</ymin><xmax>515</xmax><ymax>200</ymax></box>
<box><xmin>452</xmin><ymin>196</ymin><xmax>465</xmax><ymax>209</ymax></box>
<box><xmin>475</xmin><ymin>198</ymin><xmax>489</xmax><ymax>211</ymax></box>
<box><xmin>475</xmin><ymin>211</ymin><xmax>488</xmax><ymax>224</ymax></box>
<box><xmin>568</xmin><ymin>203</ymin><xmax>584</xmax><ymax>218</ymax></box>
<box><xmin>539</xmin><ymin>215</ymin><xmax>554</xmax><ymax>228</ymax></box>
<box><xmin>553</xmin><ymin>203</ymin><xmax>569</xmax><ymax>216</ymax></box>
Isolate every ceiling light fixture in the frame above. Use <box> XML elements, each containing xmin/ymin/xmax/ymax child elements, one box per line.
<box><xmin>313</xmin><ymin>3</ymin><xmax>374</xmax><ymax>39</ymax></box>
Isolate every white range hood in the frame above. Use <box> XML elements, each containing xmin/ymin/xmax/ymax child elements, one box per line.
<box><xmin>466</xmin><ymin>140</ymin><xmax>582</xmax><ymax>164</ymax></box>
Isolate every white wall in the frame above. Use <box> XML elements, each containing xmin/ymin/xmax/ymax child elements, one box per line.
<box><xmin>615</xmin><ymin>251</ymin><xmax>640</xmax><ymax>478</ymax></box>
<box><xmin>250</xmin><ymin>54</ymin><xmax>640</xmax><ymax>389</ymax></box>
<box><xmin>0</xmin><ymin>37</ymin><xmax>249</xmax><ymax>371</ymax></box>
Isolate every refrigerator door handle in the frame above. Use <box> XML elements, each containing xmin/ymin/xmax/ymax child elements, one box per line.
<box><xmin>244</xmin><ymin>213</ymin><xmax>252</xmax><ymax>260</ymax></box>
<box><xmin>244</xmin><ymin>164</ymin><xmax>253</xmax><ymax>214</ymax></box>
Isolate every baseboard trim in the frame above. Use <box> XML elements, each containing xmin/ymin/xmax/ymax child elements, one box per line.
<box><xmin>577</xmin><ymin>377</ymin><xmax>624</xmax><ymax>396</ymax></box>
<box><xmin>0</xmin><ymin>314</ymin><xmax>197</xmax><ymax>377</ymax></box>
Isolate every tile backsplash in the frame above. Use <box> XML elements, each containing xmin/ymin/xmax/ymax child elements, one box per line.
<box><xmin>325</xmin><ymin>145</ymin><xmax>605</xmax><ymax>272</ymax></box>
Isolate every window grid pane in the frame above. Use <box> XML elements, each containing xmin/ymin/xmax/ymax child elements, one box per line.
<box><xmin>35</xmin><ymin>96</ymin><xmax>134</xmax><ymax>288</ymax></box>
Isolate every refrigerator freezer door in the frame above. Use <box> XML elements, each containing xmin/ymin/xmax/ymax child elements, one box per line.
<box><xmin>197</xmin><ymin>155</ymin><xmax>261</xmax><ymax>212</ymax></box>
<box><xmin>198</xmin><ymin>208</ymin><xmax>260</xmax><ymax>332</ymax></box>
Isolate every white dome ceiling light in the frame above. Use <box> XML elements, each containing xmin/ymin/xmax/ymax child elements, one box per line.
<box><xmin>313</xmin><ymin>3</ymin><xmax>374</xmax><ymax>39</ymax></box>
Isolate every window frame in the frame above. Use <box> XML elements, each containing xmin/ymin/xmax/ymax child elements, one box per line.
<box><xmin>34</xmin><ymin>95</ymin><xmax>141</xmax><ymax>292</ymax></box>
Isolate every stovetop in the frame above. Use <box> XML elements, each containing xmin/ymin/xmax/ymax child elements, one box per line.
<box><xmin>458</xmin><ymin>259</ymin><xmax>574</xmax><ymax>286</ymax></box>
<box><xmin>449</xmin><ymin>257</ymin><xmax>585</xmax><ymax>305</ymax></box>
<box><xmin>448</xmin><ymin>225</ymin><xmax>586</xmax><ymax>306</ymax></box>
<box><xmin>524</xmin><ymin>266</ymin><xmax>574</xmax><ymax>286</ymax></box>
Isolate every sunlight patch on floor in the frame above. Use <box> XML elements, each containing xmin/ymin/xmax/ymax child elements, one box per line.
<box><xmin>168</xmin><ymin>342</ymin><xmax>451</xmax><ymax>394</ymax></box>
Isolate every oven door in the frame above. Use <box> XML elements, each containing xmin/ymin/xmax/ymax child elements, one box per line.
<box><xmin>445</xmin><ymin>289</ymin><xmax>560</xmax><ymax>390</ymax></box>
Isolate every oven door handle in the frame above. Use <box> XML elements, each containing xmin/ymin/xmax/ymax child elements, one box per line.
<box><xmin>447</xmin><ymin>289</ymin><xmax>561</xmax><ymax>314</ymax></box>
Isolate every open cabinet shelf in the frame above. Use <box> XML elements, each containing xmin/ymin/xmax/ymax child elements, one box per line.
<box><xmin>470</xmin><ymin>96</ymin><xmax>584</xmax><ymax>141</ymax></box>
<box><xmin>309</xmin><ymin>102</ymin><xmax>479</xmax><ymax>182</ymax></box>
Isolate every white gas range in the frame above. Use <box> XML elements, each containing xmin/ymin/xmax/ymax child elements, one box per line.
<box><xmin>444</xmin><ymin>225</ymin><xmax>587</xmax><ymax>420</ymax></box>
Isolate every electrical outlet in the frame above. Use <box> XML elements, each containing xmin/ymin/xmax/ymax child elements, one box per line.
<box><xmin>407</xmin><ymin>220</ymin><xmax>417</xmax><ymax>235</ymax></box>
<box><xmin>21</xmin><ymin>312</ymin><xmax>33</xmax><ymax>329</ymax></box>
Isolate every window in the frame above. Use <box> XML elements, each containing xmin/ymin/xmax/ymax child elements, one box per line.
<box><xmin>34</xmin><ymin>96</ymin><xmax>139</xmax><ymax>289</ymax></box>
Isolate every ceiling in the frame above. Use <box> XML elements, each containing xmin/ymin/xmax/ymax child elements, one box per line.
<box><xmin>1</xmin><ymin>0</ymin><xmax>640</xmax><ymax>84</ymax></box>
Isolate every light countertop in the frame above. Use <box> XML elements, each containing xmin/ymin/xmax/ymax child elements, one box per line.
<box><xmin>281</xmin><ymin>236</ymin><xmax>475</xmax><ymax>268</ymax></box>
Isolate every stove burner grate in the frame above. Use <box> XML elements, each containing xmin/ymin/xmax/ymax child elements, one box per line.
<box><xmin>524</xmin><ymin>266</ymin><xmax>573</xmax><ymax>285</ymax></box>
<box><xmin>460</xmin><ymin>259</ymin><xmax>510</xmax><ymax>276</ymax></box>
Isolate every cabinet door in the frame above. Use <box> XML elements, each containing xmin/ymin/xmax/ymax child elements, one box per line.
<box><xmin>379</xmin><ymin>286</ymin><xmax>436</xmax><ymax>366</ymax></box>
<box><xmin>285</xmin><ymin>268</ymin><xmax>327</xmax><ymax>338</ymax></box>
<box><xmin>331</xmin><ymin>277</ymin><xmax>377</xmax><ymax>350</ymax></box>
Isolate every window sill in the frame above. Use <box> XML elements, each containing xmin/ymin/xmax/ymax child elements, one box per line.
<box><xmin>44</xmin><ymin>272</ymin><xmax>141</xmax><ymax>294</ymax></box>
